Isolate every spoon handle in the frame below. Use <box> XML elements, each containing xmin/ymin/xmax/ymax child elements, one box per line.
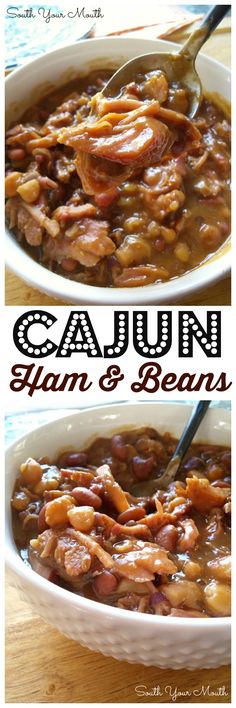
<box><xmin>132</xmin><ymin>402</ymin><xmax>211</xmax><ymax>495</ymax></box>
<box><xmin>170</xmin><ymin>400</ymin><xmax>211</xmax><ymax>464</ymax></box>
<box><xmin>156</xmin><ymin>401</ymin><xmax>211</xmax><ymax>489</ymax></box>
<box><xmin>179</xmin><ymin>5</ymin><xmax>231</xmax><ymax>62</ymax></box>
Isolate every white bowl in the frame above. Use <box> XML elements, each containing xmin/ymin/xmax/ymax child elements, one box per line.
<box><xmin>5</xmin><ymin>37</ymin><xmax>231</xmax><ymax>305</ymax></box>
<box><xmin>5</xmin><ymin>402</ymin><xmax>231</xmax><ymax>668</ymax></box>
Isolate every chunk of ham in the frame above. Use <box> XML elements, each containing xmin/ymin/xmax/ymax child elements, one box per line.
<box><xmin>176</xmin><ymin>476</ymin><xmax>229</xmax><ymax>513</ymax></box>
<box><xmin>60</xmin><ymin>115</ymin><xmax>171</xmax><ymax>166</ymax></box>
<box><xmin>58</xmin><ymin>95</ymin><xmax>201</xmax><ymax>196</ymax></box>
<box><xmin>30</xmin><ymin>527</ymin><xmax>176</xmax><ymax>586</ymax></box>
<box><xmin>160</xmin><ymin>579</ymin><xmax>203</xmax><ymax>610</ymax></box>
<box><xmin>6</xmin><ymin>198</ymin><xmax>45</xmax><ymax>246</ymax></box>
<box><xmin>28</xmin><ymin>545</ymin><xmax>56</xmax><ymax>581</ymax></box>
<box><xmin>74</xmin><ymin>152</ymin><xmax>132</xmax><ymax>195</ymax></box>
<box><xmin>113</xmin><ymin>539</ymin><xmax>177</xmax><ymax>582</ymax></box>
<box><xmin>143</xmin><ymin>157</ymin><xmax>187</xmax><ymax>193</ymax></box>
<box><xmin>142</xmin><ymin>73</ymin><xmax>169</xmax><ymax>103</ymax></box>
<box><xmin>157</xmin><ymin>105</ymin><xmax>201</xmax><ymax>148</ymax></box>
<box><xmin>17</xmin><ymin>206</ymin><xmax>44</xmax><ymax>246</ymax></box>
<box><xmin>18</xmin><ymin>199</ymin><xmax>60</xmax><ymax>238</ymax></box>
<box><xmin>177</xmin><ymin>518</ymin><xmax>199</xmax><ymax>552</ymax></box>
<box><xmin>30</xmin><ymin>529</ymin><xmax>93</xmax><ymax>582</ymax></box>
<box><xmin>44</xmin><ymin>218</ymin><xmax>115</xmax><ymax>267</ymax></box>
<box><xmin>54</xmin><ymin>533</ymin><xmax>91</xmax><ymax>576</ymax></box>
<box><xmin>53</xmin><ymin>203</ymin><xmax>97</xmax><ymax>221</ymax></box>
<box><xmin>95</xmin><ymin>96</ymin><xmax>144</xmax><ymax>116</ymax></box>
<box><xmin>95</xmin><ymin>464</ymin><xmax>130</xmax><ymax>513</ymax></box>
<box><xmin>113</xmin><ymin>264</ymin><xmax>169</xmax><ymax>287</ymax></box>
<box><xmin>143</xmin><ymin>188</ymin><xmax>185</xmax><ymax>221</ymax></box>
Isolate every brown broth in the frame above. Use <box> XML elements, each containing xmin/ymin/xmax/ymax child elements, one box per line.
<box><xmin>11</xmin><ymin>427</ymin><xmax>231</xmax><ymax>617</ymax></box>
<box><xmin>5</xmin><ymin>69</ymin><xmax>231</xmax><ymax>288</ymax></box>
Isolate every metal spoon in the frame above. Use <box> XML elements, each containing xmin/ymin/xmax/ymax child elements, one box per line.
<box><xmin>102</xmin><ymin>6</ymin><xmax>230</xmax><ymax>118</ymax></box>
<box><xmin>132</xmin><ymin>401</ymin><xmax>210</xmax><ymax>495</ymax></box>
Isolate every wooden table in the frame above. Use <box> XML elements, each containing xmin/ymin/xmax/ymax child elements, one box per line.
<box><xmin>5</xmin><ymin>572</ymin><xmax>231</xmax><ymax>704</ymax></box>
<box><xmin>5</xmin><ymin>20</ymin><xmax>231</xmax><ymax>306</ymax></box>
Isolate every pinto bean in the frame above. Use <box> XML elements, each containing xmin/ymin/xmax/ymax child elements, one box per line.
<box><xmin>111</xmin><ymin>435</ymin><xmax>126</xmax><ymax>461</ymax></box>
<box><xmin>206</xmin><ymin>464</ymin><xmax>224</xmax><ymax>481</ymax></box>
<box><xmin>93</xmin><ymin>571</ymin><xmax>118</xmax><ymax>596</ymax></box>
<box><xmin>71</xmin><ymin>486</ymin><xmax>102</xmax><ymax>509</ymax></box>
<box><xmin>220</xmin><ymin>452</ymin><xmax>231</xmax><ymax>471</ymax></box>
<box><xmin>90</xmin><ymin>482</ymin><xmax>104</xmax><ymax>496</ymax></box>
<box><xmin>61</xmin><ymin>258</ymin><xmax>78</xmax><ymax>272</ymax></box>
<box><xmin>154</xmin><ymin>237</ymin><xmax>165</xmax><ymax>252</ymax></box>
<box><xmin>8</xmin><ymin>148</ymin><xmax>26</xmax><ymax>161</ymax></box>
<box><xmin>184</xmin><ymin>456</ymin><xmax>205</xmax><ymax>471</ymax></box>
<box><xmin>38</xmin><ymin>504</ymin><xmax>49</xmax><ymax>532</ymax></box>
<box><xmin>58</xmin><ymin>451</ymin><xmax>88</xmax><ymax>467</ymax></box>
<box><xmin>155</xmin><ymin>524</ymin><xmax>178</xmax><ymax>552</ymax></box>
<box><xmin>132</xmin><ymin>455</ymin><xmax>155</xmax><ymax>480</ymax></box>
<box><xmin>117</xmin><ymin>506</ymin><xmax>146</xmax><ymax>524</ymax></box>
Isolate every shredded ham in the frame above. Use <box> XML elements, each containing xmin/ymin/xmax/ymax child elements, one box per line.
<box><xmin>12</xmin><ymin>422</ymin><xmax>231</xmax><ymax>616</ymax></box>
<box><xmin>113</xmin><ymin>539</ymin><xmax>177</xmax><ymax>582</ymax></box>
<box><xmin>16</xmin><ymin>205</ymin><xmax>44</xmax><ymax>246</ymax></box>
<box><xmin>27</xmin><ymin>133</ymin><xmax>59</xmax><ymax>152</ymax></box>
<box><xmin>57</xmin><ymin>96</ymin><xmax>201</xmax><ymax>196</ymax></box>
<box><xmin>67</xmin><ymin>528</ymin><xmax>114</xmax><ymax>568</ymax></box>
<box><xmin>53</xmin><ymin>203</ymin><xmax>97</xmax><ymax>221</ymax></box>
<box><xmin>30</xmin><ymin>520</ymin><xmax>176</xmax><ymax>584</ymax></box>
<box><xmin>177</xmin><ymin>518</ymin><xmax>199</xmax><ymax>552</ymax></box>
<box><xmin>95</xmin><ymin>464</ymin><xmax>130</xmax><ymax>512</ymax></box>
<box><xmin>176</xmin><ymin>476</ymin><xmax>229</xmax><ymax>513</ymax></box>
<box><xmin>44</xmin><ymin>219</ymin><xmax>114</xmax><ymax>267</ymax></box>
<box><xmin>18</xmin><ymin>199</ymin><xmax>60</xmax><ymax>238</ymax></box>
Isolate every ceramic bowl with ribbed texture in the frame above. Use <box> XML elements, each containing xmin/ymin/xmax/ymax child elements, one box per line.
<box><xmin>5</xmin><ymin>403</ymin><xmax>231</xmax><ymax>668</ymax></box>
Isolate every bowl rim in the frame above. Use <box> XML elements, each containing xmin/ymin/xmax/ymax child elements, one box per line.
<box><xmin>4</xmin><ymin>35</ymin><xmax>232</xmax><ymax>83</ymax></box>
<box><xmin>5</xmin><ymin>36</ymin><xmax>231</xmax><ymax>305</ymax></box>
<box><xmin>5</xmin><ymin>401</ymin><xmax>231</xmax><ymax>629</ymax></box>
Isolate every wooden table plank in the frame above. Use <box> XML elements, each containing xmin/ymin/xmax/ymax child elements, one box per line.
<box><xmin>5</xmin><ymin>575</ymin><xmax>231</xmax><ymax>704</ymax></box>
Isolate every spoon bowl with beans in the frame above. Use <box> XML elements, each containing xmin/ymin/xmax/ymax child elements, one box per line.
<box><xmin>102</xmin><ymin>6</ymin><xmax>230</xmax><ymax>118</ymax></box>
<box><xmin>132</xmin><ymin>400</ymin><xmax>210</xmax><ymax>495</ymax></box>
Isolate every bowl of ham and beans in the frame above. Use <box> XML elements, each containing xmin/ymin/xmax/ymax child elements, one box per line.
<box><xmin>6</xmin><ymin>403</ymin><xmax>231</xmax><ymax>668</ymax></box>
<box><xmin>5</xmin><ymin>38</ymin><xmax>231</xmax><ymax>304</ymax></box>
